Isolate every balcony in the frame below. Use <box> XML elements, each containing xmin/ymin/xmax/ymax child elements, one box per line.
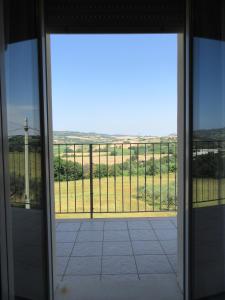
<box><xmin>54</xmin><ymin>142</ymin><xmax>180</xmax><ymax>298</ymax></box>
<box><xmin>55</xmin><ymin>217</ymin><xmax>181</xmax><ymax>300</ymax></box>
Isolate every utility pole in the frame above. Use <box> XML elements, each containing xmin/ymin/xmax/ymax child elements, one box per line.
<box><xmin>24</xmin><ymin>117</ymin><xmax>30</xmax><ymax>209</ymax></box>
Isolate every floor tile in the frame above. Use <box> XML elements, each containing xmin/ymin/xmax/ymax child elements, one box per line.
<box><xmin>56</xmin><ymin>222</ymin><xmax>81</xmax><ymax>232</ymax></box>
<box><xmin>135</xmin><ymin>255</ymin><xmax>173</xmax><ymax>274</ymax></box>
<box><xmin>103</xmin><ymin>241</ymin><xmax>132</xmax><ymax>256</ymax></box>
<box><xmin>102</xmin><ymin>255</ymin><xmax>137</xmax><ymax>275</ymax></box>
<box><xmin>71</xmin><ymin>242</ymin><xmax>102</xmax><ymax>256</ymax></box>
<box><xmin>132</xmin><ymin>241</ymin><xmax>163</xmax><ymax>255</ymax></box>
<box><xmin>56</xmin><ymin>243</ymin><xmax>74</xmax><ymax>256</ymax></box>
<box><xmin>101</xmin><ymin>274</ymin><xmax>139</xmax><ymax>281</ymax></box>
<box><xmin>77</xmin><ymin>231</ymin><xmax>103</xmax><ymax>242</ymax></box>
<box><xmin>128</xmin><ymin>221</ymin><xmax>152</xmax><ymax>230</ymax></box>
<box><xmin>151</xmin><ymin>220</ymin><xmax>175</xmax><ymax>229</ymax></box>
<box><xmin>155</xmin><ymin>229</ymin><xmax>177</xmax><ymax>241</ymax></box>
<box><xmin>65</xmin><ymin>257</ymin><xmax>101</xmax><ymax>275</ymax></box>
<box><xmin>62</xmin><ymin>275</ymin><xmax>101</xmax><ymax>283</ymax></box>
<box><xmin>80</xmin><ymin>221</ymin><xmax>104</xmax><ymax>231</ymax></box>
<box><xmin>104</xmin><ymin>221</ymin><xmax>127</xmax><ymax>230</ymax></box>
<box><xmin>104</xmin><ymin>230</ymin><xmax>130</xmax><ymax>241</ymax></box>
<box><xmin>56</xmin><ymin>257</ymin><xmax>69</xmax><ymax>275</ymax></box>
<box><xmin>139</xmin><ymin>273</ymin><xmax>177</xmax><ymax>280</ymax></box>
<box><xmin>129</xmin><ymin>229</ymin><xmax>157</xmax><ymax>241</ymax></box>
<box><xmin>56</xmin><ymin>232</ymin><xmax>78</xmax><ymax>243</ymax></box>
<box><xmin>161</xmin><ymin>240</ymin><xmax>177</xmax><ymax>254</ymax></box>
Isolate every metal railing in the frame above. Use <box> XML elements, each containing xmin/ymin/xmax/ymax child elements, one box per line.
<box><xmin>53</xmin><ymin>142</ymin><xmax>177</xmax><ymax>216</ymax></box>
<box><xmin>8</xmin><ymin>140</ymin><xmax>225</xmax><ymax>213</ymax></box>
<box><xmin>192</xmin><ymin>140</ymin><xmax>225</xmax><ymax>206</ymax></box>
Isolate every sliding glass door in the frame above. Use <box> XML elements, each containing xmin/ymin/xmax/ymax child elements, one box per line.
<box><xmin>188</xmin><ymin>0</ymin><xmax>225</xmax><ymax>299</ymax></box>
<box><xmin>1</xmin><ymin>0</ymin><xmax>54</xmax><ymax>299</ymax></box>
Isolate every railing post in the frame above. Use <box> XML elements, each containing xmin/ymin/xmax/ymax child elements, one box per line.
<box><xmin>89</xmin><ymin>144</ymin><xmax>94</xmax><ymax>218</ymax></box>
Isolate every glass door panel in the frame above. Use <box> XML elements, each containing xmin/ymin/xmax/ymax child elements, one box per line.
<box><xmin>190</xmin><ymin>0</ymin><xmax>225</xmax><ymax>299</ymax></box>
<box><xmin>3</xmin><ymin>0</ymin><xmax>53</xmax><ymax>299</ymax></box>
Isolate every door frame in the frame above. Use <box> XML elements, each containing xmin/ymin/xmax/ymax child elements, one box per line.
<box><xmin>38</xmin><ymin>1</ymin><xmax>55</xmax><ymax>299</ymax></box>
<box><xmin>0</xmin><ymin>0</ymin><xmax>14</xmax><ymax>298</ymax></box>
<box><xmin>184</xmin><ymin>0</ymin><xmax>192</xmax><ymax>298</ymax></box>
<box><xmin>45</xmin><ymin>32</ymin><xmax>188</xmax><ymax>299</ymax></box>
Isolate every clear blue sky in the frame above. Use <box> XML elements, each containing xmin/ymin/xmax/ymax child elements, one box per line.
<box><xmin>51</xmin><ymin>34</ymin><xmax>177</xmax><ymax>136</ymax></box>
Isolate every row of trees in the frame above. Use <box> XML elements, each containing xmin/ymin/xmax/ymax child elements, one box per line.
<box><xmin>61</xmin><ymin>143</ymin><xmax>177</xmax><ymax>157</ymax></box>
<box><xmin>54</xmin><ymin>154</ymin><xmax>177</xmax><ymax>181</ymax></box>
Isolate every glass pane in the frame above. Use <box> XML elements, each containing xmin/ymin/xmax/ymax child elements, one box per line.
<box><xmin>192</xmin><ymin>0</ymin><xmax>225</xmax><ymax>299</ymax></box>
<box><xmin>4</xmin><ymin>0</ymin><xmax>48</xmax><ymax>299</ymax></box>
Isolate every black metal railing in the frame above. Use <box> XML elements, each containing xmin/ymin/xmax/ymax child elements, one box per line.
<box><xmin>9</xmin><ymin>140</ymin><xmax>225</xmax><ymax>213</ymax></box>
<box><xmin>192</xmin><ymin>140</ymin><xmax>225</xmax><ymax>206</ymax></box>
<box><xmin>53</xmin><ymin>142</ymin><xmax>177</xmax><ymax>215</ymax></box>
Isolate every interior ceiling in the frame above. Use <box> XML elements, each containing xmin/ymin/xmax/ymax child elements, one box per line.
<box><xmin>45</xmin><ymin>0</ymin><xmax>185</xmax><ymax>33</ymax></box>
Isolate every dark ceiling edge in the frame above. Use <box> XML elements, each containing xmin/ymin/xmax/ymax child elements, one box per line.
<box><xmin>45</xmin><ymin>0</ymin><xmax>185</xmax><ymax>34</ymax></box>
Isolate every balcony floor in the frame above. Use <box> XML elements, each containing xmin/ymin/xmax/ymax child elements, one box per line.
<box><xmin>55</xmin><ymin>217</ymin><xmax>182</xmax><ymax>300</ymax></box>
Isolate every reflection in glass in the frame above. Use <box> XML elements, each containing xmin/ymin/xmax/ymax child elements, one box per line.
<box><xmin>4</xmin><ymin>0</ymin><xmax>48</xmax><ymax>298</ymax></box>
<box><xmin>6</xmin><ymin>40</ymin><xmax>42</xmax><ymax>209</ymax></box>
<box><xmin>192</xmin><ymin>37</ymin><xmax>225</xmax><ymax>208</ymax></box>
<box><xmin>191</xmin><ymin>1</ymin><xmax>225</xmax><ymax>299</ymax></box>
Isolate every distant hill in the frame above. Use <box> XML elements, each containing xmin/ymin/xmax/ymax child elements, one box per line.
<box><xmin>53</xmin><ymin>131</ymin><xmax>177</xmax><ymax>144</ymax></box>
<box><xmin>193</xmin><ymin>128</ymin><xmax>225</xmax><ymax>141</ymax></box>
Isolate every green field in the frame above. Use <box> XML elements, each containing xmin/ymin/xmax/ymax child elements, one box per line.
<box><xmin>9</xmin><ymin>151</ymin><xmax>225</xmax><ymax>219</ymax></box>
<box><xmin>54</xmin><ymin>174</ymin><xmax>177</xmax><ymax>219</ymax></box>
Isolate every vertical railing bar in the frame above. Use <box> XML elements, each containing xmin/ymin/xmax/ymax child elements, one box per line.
<box><xmin>144</xmin><ymin>143</ymin><xmax>147</xmax><ymax>211</ymax></box>
<box><xmin>207</xmin><ymin>141</ymin><xmax>210</xmax><ymax>201</ymax></box>
<box><xmin>137</xmin><ymin>143</ymin><xmax>139</xmax><ymax>211</ymax></box>
<box><xmin>35</xmin><ymin>147</ymin><xmax>37</xmax><ymax>206</ymax></box>
<box><xmin>90</xmin><ymin>144</ymin><xmax>94</xmax><ymax>219</ymax></box>
<box><xmin>58</xmin><ymin>145</ymin><xmax>61</xmax><ymax>213</ymax></box>
<box><xmin>201</xmin><ymin>145</ymin><xmax>204</xmax><ymax>202</ymax></box>
<box><xmin>167</xmin><ymin>143</ymin><xmax>170</xmax><ymax>210</ymax></box>
<box><xmin>66</xmin><ymin>145</ymin><xmax>69</xmax><ymax>212</ymax></box>
<box><xmin>213</xmin><ymin>142</ymin><xmax>215</xmax><ymax>200</ymax></box>
<box><xmin>129</xmin><ymin>144</ymin><xmax>132</xmax><ymax>212</ymax></box>
<box><xmin>99</xmin><ymin>145</ymin><xmax>102</xmax><ymax>213</ymax></box>
<box><xmin>107</xmin><ymin>144</ymin><xmax>109</xmax><ymax>212</ymax></box>
<box><xmin>152</xmin><ymin>144</ymin><xmax>155</xmax><ymax>211</ymax></box>
<box><xmin>160</xmin><ymin>143</ymin><xmax>162</xmax><ymax>211</ymax></box>
<box><xmin>13</xmin><ymin>152</ymin><xmax>16</xmax><ymax>197</ymax></box>
<box><xmin>114</xmin><ymin>144</ymin><xmax>116</xmax><ymax>212</ymax></box>
<box><xmin>82</xmin><ymin>144</ymin><xmax>84</xmax><ymax>212</ymax></box>
<box><xmin>195</xmin><ymin>142</ymin><xmax>198</xmax><ymax>204</ymax></box>
<box><xmin>114</xmin><ymin>144</ymin><xmax>117</xmax><ymax>212</ymax></box>
<box><xmin>122</xmin><ymin>144</ymin><xmax>124</xmax><ymax>212</ymax></box>
<box><xmin>217</xmin><ymin>141</ymin><xmax>220</xmax><ymax>203</ymax></box>
<box><xmin>74</xmin><ymin>145</ymin><xmax>77</xmax><ymax>212</ymax></box>
<box><xmin>174</xmin><ymin>143</ymin><xmax>177</xmax><ymax>209</ymax></box>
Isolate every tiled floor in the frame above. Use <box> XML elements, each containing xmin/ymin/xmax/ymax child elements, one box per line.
<box><xmin>55</xmin><ymin>217</ymin><xmax>181</xmax><ymax>300</ymax></box>
<box><xmin>56</xmin><ymin>217</ymin><xmax>177</xmax><ymax>279</ymax></box>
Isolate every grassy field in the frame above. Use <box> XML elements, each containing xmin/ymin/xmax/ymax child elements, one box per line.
<box><xmin>54</xmin><ymin>174</ymin><xmax>177</xmax><ymax>219</ymax></box>
<box><xmin>9</xmin><ymin>151</ymin><xmax>225</xmax><ymax>219</ymax></box>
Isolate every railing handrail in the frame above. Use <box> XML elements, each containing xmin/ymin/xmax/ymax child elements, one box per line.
<box><xmin>53</xmin><ymin>141</ymin><xmax>177</xmax><ymax>145</ymax></box>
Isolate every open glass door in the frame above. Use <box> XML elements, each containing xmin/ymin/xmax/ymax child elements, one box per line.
<box><xmin>188</xmin><ymin>0</ymin><xmax>225</xmax><ymax>299</ymax></box>
<box><xmin>1</xmin><ymin>0</ymin><xmax>54</xmax><ymax>299</ymax></box>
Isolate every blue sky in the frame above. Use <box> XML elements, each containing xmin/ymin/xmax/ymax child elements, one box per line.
<box><xmin>51</xmin><ymin>34</ymin><xmax>177</xmax><ymax>136</ymax></box>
